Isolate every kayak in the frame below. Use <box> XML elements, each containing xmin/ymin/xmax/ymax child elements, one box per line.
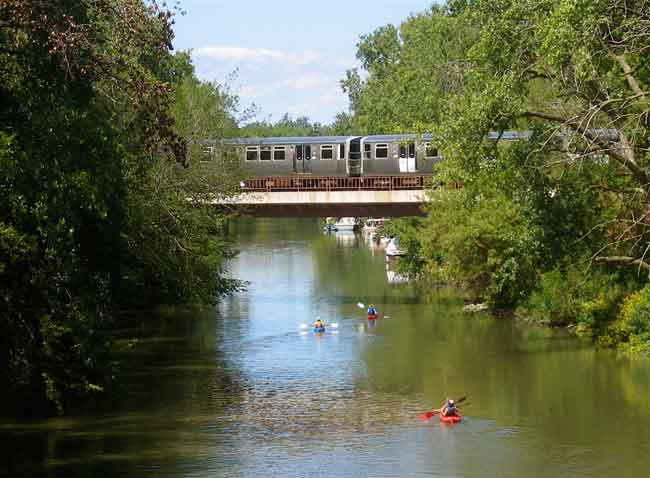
<box><xmin>367</xmin><ymin>314</ymin><xmax>378</xmax><ymax>320</ymax></box>
<box><xmin>314</xmin><ymin>326</ymin><xmax>326</xmax><ymax>333</ymax></box>
<box><xmin>439</xmin><ymin>413</ymin><xmax>461</xmax><ymax>424</ymax></box>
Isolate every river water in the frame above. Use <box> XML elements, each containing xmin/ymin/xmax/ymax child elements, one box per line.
<box><xmin>2</xmin><ymin>218</ymin><xmax>650</xmax><ymax>477</ymax></box>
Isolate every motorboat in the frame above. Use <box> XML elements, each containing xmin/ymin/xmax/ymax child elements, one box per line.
<box><xmin>333</xmin><ymin>217</ymin><xmax>357</xmax><ymax>232</ymax></box>
<box><xmin>362</xmin><ymin>218</ymin><xmax>385</xmax><ymax>234</ymax></box>
<box><xmin>385</xmin><ymin>237</ymin><xmax>405</xmax><ymax>257</ymax></box>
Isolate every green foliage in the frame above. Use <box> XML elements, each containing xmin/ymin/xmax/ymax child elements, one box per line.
<box><xmin>240</xmin><ymin>114</ymin><xmax>326</xmax><ymax>137</ymax></box>
<box><xmin>608</xmin><ymin>286</ymin><xmax>650</xmax><ymax>355</ymax></box>
<box><xmin>522</xmin><ymin>264</ymin><xmax>628</xmax><ymax>331</ymax></box>
<box><xmin>342</xmin><ymin>6</ymin><xmax>477</xmax><ymax>134</ymax></box>
<box><xmin>380</xmin><ymin>217</ymin><xmax>426</xmax><ymax>277</ymax></box>
<box><xmin>340</xmin><ymin>0</ymin><xmax>650</xmax><ymax>352</ymax></box>
<box><xmin>0</xmin><ymin>1</ymin><xmax>241</xmax><ymax>415</ymax></box>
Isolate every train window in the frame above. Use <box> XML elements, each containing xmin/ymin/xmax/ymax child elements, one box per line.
<box><xmin>339</xmin><ymin>144</ymin><xmax>345</xmax><ymax>160</ymax></box>
<box><xmin>305</xmin><ymin>145</ymin><xmax>311</xmax><ymax>160</ymax></box>
<box><xmin>408</xmin><ymin>142</ymin><xmax>416</xmax><ymax>158</ymax></box>
<box><xmin>364</xmin><ymin>143</ymin><xmax>371</xmax><ymax>159</ymax></box>
<box><xmin>273</xmin><ymin>146</ymin><xmax>286</xmax><ymax>160</ymax></box>
<box><xmin>425</xmin><ymin>142</ymin><xmax>438</xmax><ymax>158</ymax></box>
<box><xmin>321</xmin><ymin>145</ymin><xmax>334</xmax><ymax>160</ymax></box>
<box><xmin>375</xmin><ymin>143</ymin><xmax>389</xmax><ymax>159</ymax></box>
<box><xmin>246</xmin><ymin>146</ymin><xmax>258</xmax><ymax>161</ymax></box>
<box><xmin>399</xmin><ymin>145</ymin><xmax>407</xmax><ymax>158</ymax></box>
<box><xmin>260</xmin><ymin>146</ymin><xmax>272</xmax><ymax>161</ymax></box>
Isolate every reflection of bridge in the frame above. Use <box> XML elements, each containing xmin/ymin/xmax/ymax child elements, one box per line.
<box><xmin>219</xmin><ymin>175</ymin><xmax>442</xmax><ymax>217</ymax></box>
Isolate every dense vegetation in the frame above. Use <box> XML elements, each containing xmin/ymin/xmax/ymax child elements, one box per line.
<box><xmin>0</xmin><ymin>0</ymin><xmax>242</xmax><ymax>415</ymax></box>
<box><xmin>342</xmin><ymin>0</ymin><xmax>650</xmax><ymax>353</ymax></box>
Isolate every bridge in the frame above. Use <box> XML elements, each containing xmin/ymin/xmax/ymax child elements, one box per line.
<box><xmin>217</xmin><ymin>175</ymin><xmax>451</xmax><ymax>217</ymax></box>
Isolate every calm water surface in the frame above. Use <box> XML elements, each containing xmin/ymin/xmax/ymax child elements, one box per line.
<box><xmin>2</xmin><ymin>218</ymin><xmax>650</xmax><ymax>477</ymax></box>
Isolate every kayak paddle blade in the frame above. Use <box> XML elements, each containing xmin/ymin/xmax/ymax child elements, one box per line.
<box><xmin>357</xmin><ymin>302</ymin><xmax>365</xmax><ymax>309</ymax></box>
<box><xmin>418</xmin><ymin>411</ymin><xmax>438</xmax><ymax>421</ymax></box>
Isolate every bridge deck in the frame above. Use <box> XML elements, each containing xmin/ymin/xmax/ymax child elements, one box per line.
<box><xmin>241</xmin><ymin>175</ymin><xmax>439</xmax><ymax>192</ymax></box>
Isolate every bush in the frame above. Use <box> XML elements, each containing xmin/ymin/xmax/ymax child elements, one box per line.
<box><xmin>522</xmin><ymin>264</ymin><xmax>627</xmax><ymax>330</ymax></box>
<box><xmin>609</xmin><ymin>286</ymin><xmax>650</xmax><ymax>355</ymax></box>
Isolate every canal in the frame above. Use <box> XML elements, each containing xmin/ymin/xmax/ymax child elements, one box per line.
<box><xmin>2</xmin><ymin>218</ymin><xmax>650</xmax><ymax>477</ymax></box>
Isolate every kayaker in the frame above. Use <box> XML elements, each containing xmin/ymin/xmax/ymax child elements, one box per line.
<box><xmin>314</xmin><ymin>318</ymin><xmax>325</xmax><ymax>330</ymax></box>
<box><xmin>440</xmin><ymin>398</ymin><xmax>458</xmax><ymax>417</ymax></box>
<box><xmin>367</xmin><ymin>304</ymin><xmax>377</xmax><ymax>316</ymax></box>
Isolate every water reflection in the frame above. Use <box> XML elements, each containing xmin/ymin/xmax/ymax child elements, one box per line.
<box><xmin>2</xmin><ymin>218</ymin><xmax>650</xmax><ymax>478</ymax></box>
<box><xmin>386</xmin><ymin>262</ymin><xmax>409</xmax><ymax>284</ymax></box>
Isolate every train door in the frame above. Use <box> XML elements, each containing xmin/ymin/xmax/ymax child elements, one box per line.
<box><xmin>399</xmin><ymin>142</ymin><xmax>417</xmax><ymax>173</ymax></box>
<box><xmin>294</xmin><ymin>144</ymin><xmax>312</xmax><ymax>174</ymax></box>
<box><xmin>408</xmin><ymin>142</ymin><xmax>416</xmax><ymax>172</ymax></box>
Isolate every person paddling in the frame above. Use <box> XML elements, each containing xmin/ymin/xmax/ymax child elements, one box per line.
<box><xmin>314</xmin><ymin>318</ymin><xmax>325</xmax><ymax>331</ymax></box>
<box><xmin>367</xmin><ymin>304</ymin><xmax>378</xmax><ymax>317</ymax></box>
<box><xmin>440</xmin><ymin>398</ymin><xmax>458</xmax><ymax>417</ymax></box>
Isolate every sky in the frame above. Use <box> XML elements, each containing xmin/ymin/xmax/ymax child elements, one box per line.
<box><xmin>171</xmin><ymin>0</ymin><xmax>435</xmax><ymax>125</ymax></box>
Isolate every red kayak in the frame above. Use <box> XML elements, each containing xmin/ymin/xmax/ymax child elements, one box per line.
<box><xmin>439</xmin><ymin>413</ymin><xmax>461</xmax><ymax>424</ymax></box>
<box><xmin>367</xmin><ymin>314</ymin><xmax>378</xmax><ymax>320</ymax></box>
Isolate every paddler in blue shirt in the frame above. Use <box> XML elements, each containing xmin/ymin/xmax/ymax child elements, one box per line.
<box><xmin>367</xmin><ymin>304</ymin><xmax>377</xmax><ymax>316</ymax></box>
<box><xmin>440</xmin><ymin>398</ymin><xmax>458</xmax><ymax>417</ymax></box>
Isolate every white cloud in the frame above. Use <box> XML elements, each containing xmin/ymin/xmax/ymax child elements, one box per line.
<box><xmin>286</xmin><ymin>90</ymin><xmax>347</xmax><ymax>117</ymax></box>
<box><xmin>190</xmin><ymin>45</ymin><xmax>356</xmax><ymax>123</ymax></box>
<box><xmin>239</xmin><ymin>74</ymin><xmax>337</xmax><ymax>99</ymax></box>
<box><xmin>274</xmin><ymin>74</ymin><xmax>333</xmax><ymax>90</ymax></box>
<box><xmin>193</xmin><ymin>45</ymin><xmax>323</xmax><ymax>66</ymax></box>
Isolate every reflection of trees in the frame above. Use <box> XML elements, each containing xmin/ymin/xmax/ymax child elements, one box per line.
<box><xmin>2</xmin><ymin>308</ymin><xmax>247</xmax><ymax>476</ymax></box>
<box><xmin>360</xmin><ymin>292</ymin><xmax>650</xmax><ymax>464</ymax></box>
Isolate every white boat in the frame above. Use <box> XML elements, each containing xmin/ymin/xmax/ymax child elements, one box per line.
<box><xmin>385</xmin><ymin>237</ymin><xmax>405</xmax><ymax>257</ymax></box>
<box><xmin>362</xmin><ymin>218</ymin><xmax>385</xmax><ymax>234</ymax></box>
<box><xmin>333</xmin><ymin>217</ymin><xmax>357</xmax><ymax>232</ymax></box>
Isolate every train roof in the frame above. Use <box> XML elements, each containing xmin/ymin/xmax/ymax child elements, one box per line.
<box><xmin>224</xmin><ymin>136</ymin><xmax>354</xmax><ymax>145</ymax></box>
<box><xmin>221</xmin><ymin>131</ymin><xmax>539</xmax><ymax>146</ymax></box>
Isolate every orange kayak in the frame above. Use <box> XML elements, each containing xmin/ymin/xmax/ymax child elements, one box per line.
<box><xmin>439</xmin><ymin>413</ymin><xmax>461</xmax><ymax>424</ymax></box>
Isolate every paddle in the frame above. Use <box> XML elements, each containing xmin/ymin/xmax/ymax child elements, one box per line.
<box><xmin>418</xmin><ymin>396</ymin><xmax>466</xmax><ymax>421</ymax></box>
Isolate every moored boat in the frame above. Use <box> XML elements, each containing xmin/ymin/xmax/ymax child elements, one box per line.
<box><xmin>385</xmin><ymin>237</ymin><xmax>405</xmax><ymax>257</ymax></box>
<box><xmin>333</xmin><ymin>217</ymin><xmax>357</xmax><ymax>231</ymax></box>
<box><xmin>362</xmin><ymin>218</ymin><xmax>385</xmax><ymax>234</ymax></box>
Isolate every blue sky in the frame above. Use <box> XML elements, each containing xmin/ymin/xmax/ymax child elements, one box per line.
<box><xmin>172</xmin><ymin>0</ymin><xmax>434</xmax><ymax>124</ymax></box>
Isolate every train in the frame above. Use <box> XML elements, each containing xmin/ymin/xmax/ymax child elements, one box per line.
<box><xmin>203</xmin><ymin>134</ymin><xmax>440</xmax><ymax>177</ymax></box>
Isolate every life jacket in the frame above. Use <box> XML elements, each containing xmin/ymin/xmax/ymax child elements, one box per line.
<box><xmin>445</xmin><ymin>402</ymin><xmax>456</xmax><ymax>415</ymax></box>
<box><xmin>314</xmin><ymin>321</ymin><xmax>323</xmax><ymax>328</ymax></box>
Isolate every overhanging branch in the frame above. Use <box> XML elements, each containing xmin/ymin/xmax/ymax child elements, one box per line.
<box><xmin>521</xmin><ymin>110</ymin><xmax>650</xmax><ymax>191</ymax></box>
<box><xmin>595</xmin><ymin>255</ymin><xmax>650</xmax><ymax>271</ymax></box>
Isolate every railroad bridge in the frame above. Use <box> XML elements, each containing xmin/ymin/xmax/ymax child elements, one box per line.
<box><xmin>218</xmin><ymin>174</ymin><xmax>446</xmax><ymax>217</ymax></box>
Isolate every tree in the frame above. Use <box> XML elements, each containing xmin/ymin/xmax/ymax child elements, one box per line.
<box><xmin>0</xmin><ymin>0</ymin><xmax>240</xmax><ymax>415</ymax></box>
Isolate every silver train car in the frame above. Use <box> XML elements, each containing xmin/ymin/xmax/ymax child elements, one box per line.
<box><xmin>217</xmin><ymin>134</ymin><xmax>443</xmax><ymax>177</ymax></box>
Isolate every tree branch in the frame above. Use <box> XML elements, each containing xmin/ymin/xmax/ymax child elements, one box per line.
<box><xmin>611</xmin><ymin>53</ymin><xmax>647</xmax><ymax>100</ymax></box>
<box><xmin>595</xmin><ymin>255</ymin><xmax>650</xmax><ymax>271</ymax></box>
<box><xmin>521</xmin><ymin>110</ymin><xmax>650</xmax><ymax>191</ymax></box>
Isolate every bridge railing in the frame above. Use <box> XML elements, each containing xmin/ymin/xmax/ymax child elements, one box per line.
<box><xmin>240</xmin><ymin>175</ymin><xmax>447</xmax><ymax>192</ymax></box>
